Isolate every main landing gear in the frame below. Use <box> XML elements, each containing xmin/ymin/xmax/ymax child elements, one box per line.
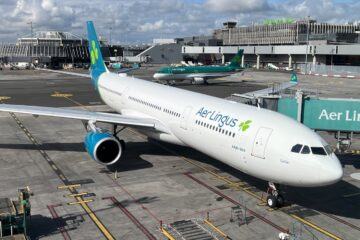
<box><xmin>266</xmin><ymin>182</ymin><xmax>285</xmax><ymax>208</ymax></box>
<box><xmin>112</xmin><ymin>124</ymin><xmax>126</xmax><ymax>149</ymax></box>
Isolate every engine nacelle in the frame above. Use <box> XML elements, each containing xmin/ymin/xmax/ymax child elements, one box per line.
<box><xmin>84</xmin><ymin>131</ymin><xmax>122</xmax><ymax>165</ymax></box>
<box><xmin>192</xmin><ymin>77</ymin><xmax>205</xmax><ymax>85</ymax></box>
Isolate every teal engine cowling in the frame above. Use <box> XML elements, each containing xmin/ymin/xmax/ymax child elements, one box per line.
<box><xmin>84</xmin><ymin>131</ymin><xmax>122</xmax><ymax>165</ymax></box>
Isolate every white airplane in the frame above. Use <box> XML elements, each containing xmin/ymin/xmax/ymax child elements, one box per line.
<box><xmin>0</xmin><ymin>22</ymin><xmax>343</xmax><ymax>208</ymax></box>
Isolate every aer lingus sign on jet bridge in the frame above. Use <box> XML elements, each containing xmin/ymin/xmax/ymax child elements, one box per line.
<box><xmin>278</xmin><ymin>97</ymin><xmax>360</xmax><ymax>132</ymax></box>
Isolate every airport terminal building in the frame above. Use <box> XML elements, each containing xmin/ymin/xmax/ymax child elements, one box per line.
<box><xmin>0</xmin><ymin>31</ymin><xmax>121</xmax><ymax>68</ymax></box>
<box><xmin>1</xmin><ymin>19</ymin><xmax>360</xmax><ymax>72</ymax></box>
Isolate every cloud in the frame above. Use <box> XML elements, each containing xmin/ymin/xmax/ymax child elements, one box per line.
<box><xmin>139</xmin><ymin>20</ymin><xmax>164</xmax><ymax>32</ymax></box>
<box><xmin>0</xmin><ymin>0</ymin><xmax>359</xmax><ymax>44</ymax></box>
<box><xmin>204</xmin><ymin>0</ymin><xmax>270</xmax><ymax>13</ymax></box>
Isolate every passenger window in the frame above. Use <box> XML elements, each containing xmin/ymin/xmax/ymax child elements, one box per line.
<box><xmin>291</xmin><ymin>144</ymin><xmax>303</xmax><ymax>153</ymax></box>
<box><xmin>311</xmin><ymin>147</ymin><xmax>327</xmax><ymax>155</ymax></box>
<box><xmin>301</xmin><ymin>145</ymin><xmax>310</xmax><ymax>154</ymax></box>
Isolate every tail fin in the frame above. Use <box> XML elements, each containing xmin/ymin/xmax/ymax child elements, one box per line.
<box><xmin>87</xmin><ymin>21</ymin><xmax>108</xmax><ymax>88</ymax></box>
<box><xmin>290</xmin><ymin>71</ymin><xmax>298</xmax><ymax>84</ymax></box>
<box><xmin>229</xmin><ymin>49</ymin><xmax>244</xmax><ymax>67</ymax></box>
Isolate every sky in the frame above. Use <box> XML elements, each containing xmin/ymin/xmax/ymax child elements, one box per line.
<box><xmin>0</xmin><ymin>0</ymin><xmax>359</xmax><ymax>44</ymax></box>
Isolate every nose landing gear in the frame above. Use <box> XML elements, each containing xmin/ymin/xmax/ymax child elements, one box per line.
<box><xmin>266</xmin><ymin>182</ymin><xmax>285</xmax><ymax>208</ymax></box>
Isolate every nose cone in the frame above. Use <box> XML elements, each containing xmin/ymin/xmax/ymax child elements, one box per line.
<box><xmin>318</xmin><ymin>155</ymin><xmax>343</xmax><ymax>186</ymax></box>
<box><xmin>153</xmin><ymin>73</ymin><xmax>163</xmax><ymax>80</ymax></box>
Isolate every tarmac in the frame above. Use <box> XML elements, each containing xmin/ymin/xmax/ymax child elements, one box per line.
<box><xmin>0</xmin><ymin>67</ymin><xmax>359</xmax><ymax>240</ymax></box>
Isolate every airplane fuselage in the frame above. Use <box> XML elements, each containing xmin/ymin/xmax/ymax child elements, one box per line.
<box><xmin>98</xmin><ymin>72</ymin><xmax>343</xmax><ymax>187</ymax></box>
<box><xmin>153</xmin><ymin>65</ymin><xmax>242</xmax><ymax>82</ymax></box>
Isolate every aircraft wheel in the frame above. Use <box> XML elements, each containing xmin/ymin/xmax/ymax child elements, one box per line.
<box><xmin>267</xmin><ymin>195</ymin><xmax>277</xmax><ymax>208</ymax></box>
<box><xmin>191</xmin><ymin>79</ymin><xmax>196</xmax><ymax>85</ymax></box>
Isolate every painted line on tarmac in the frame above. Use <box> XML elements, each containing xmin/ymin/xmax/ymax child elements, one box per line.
<box><xmin>4</xmin><ymin>109</ymin><xmax>115</xmax><ymax>240</ymax></box>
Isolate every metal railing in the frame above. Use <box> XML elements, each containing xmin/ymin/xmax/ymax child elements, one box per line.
<box><xmin>300</xmin><ymin>63</ymin><xmax>360</xmax><ymax>76</ymax></box>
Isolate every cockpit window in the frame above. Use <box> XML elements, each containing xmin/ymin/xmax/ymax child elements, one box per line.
<box><xmin>301</xmin><ymin>145</ymin><xmax>310</xmax><ymax>154</ymax></box>
<box><xmin>291</xmin><ymin>144</ymin><xmax>303</xmax><ymax>153</ymax></box>
<box><xmin>324</xmin><ymin>145</ymin><xmax>333</xmax><ymax>155</ymax></box>
<box><xmin>311</xmin><ymin>147</ymin><xmax>327</xmax><ymax>155</ymax></box>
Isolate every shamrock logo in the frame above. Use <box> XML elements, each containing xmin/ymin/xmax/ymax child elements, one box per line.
<box><xmin>238</xmin><ymin>120</ymin><xmax>252</xmax><ymax>132</ymax></box>
<box><xmin>90</xmin><ymin>40</ymin><xmax>99</xmax><ymax>65</ymax></box>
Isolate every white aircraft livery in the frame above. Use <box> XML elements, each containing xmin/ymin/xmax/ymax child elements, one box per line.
<box><xmin>0</xmin><ymin>22</ymin><xmax>343</xmax><ymax>208</ymax></box>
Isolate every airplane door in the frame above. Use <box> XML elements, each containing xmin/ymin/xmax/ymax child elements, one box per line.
<box><xmin>251</xmin><ymin>127</ymin><xmax>273</xmax><ymax>159</ymax></box>
<box><xmin>181</xmin><ymin>106</ymin><xmax>193</xmax><ymax>130</ymax></box>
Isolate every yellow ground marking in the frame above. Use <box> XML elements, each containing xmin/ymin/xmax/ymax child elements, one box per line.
<box><xmin>290</xmin><ymin>214</ymin><xmax>342</xmax><ymax>240</ymax></box>
<box><xmin>57</xmin><ymin>184</ymin><xmax>81</xmax><ymax>189</ymax></box>
<box><xmin>63</xmin><ymin>96</ymin><xmax>89</xmax><ymax>110</ymax></box>
<box><xmin>76</xmin><ymin>196</ymin><xmax>114</xmax><ymax>240</ymax></box>
<box><xmin>343</xmin><ymin>192</ymin><xmax>360</xmax><ymax>198</ymax></box>
<box><xmin>51</xmin><ymin>92</ymin><xmax>73</xmax><ymax>97</ymax></box>
<box><xmin>257</xmin><ymin>202</ymin><xmax>267</xmax><ymax>206</ymax></box>
<box><xmin>67</xmin><ymin>192</ymin><xmax>89</xmax><ymax>197</ymax></box>
<box><xmin>128</xmin><ymin>128</ymin><xmax>266</xmax><ymax>203</ymax></box>
<box><xmin>68</xmin><ymin>199</ymin><xmax>94</xmax><ymax>205</ymax></box>
<box><xmin>204</xmin><ymin>219</ymin><xmax>228</xmax><ymax>238</ymax></box>
<box><xmin>266</xmin><ymin>208</ymin><xmax>276</xmax><ymax>212</ymax></box>
<box><xmin>0</xmin><ymin>96</ymin><xmax>11</xmax><ymax>101</ymax></box>
<box><xmin>160</xmin><ymin>227</ymin><xmax>176</xmax><ymax>240</ymax></box>
<box><xmin>7</xmin><ymin>110</ymin><xmax>114</xmax><ymax>240</ymax></box>
<box><xmin>52</xmin><ymin>91</ymin><xmax>89</xmax><ymax>110</ymax></box>
<box><xmin>128</xmin><ymin>128</ymin><xmax>345</xmax><ymax>239</ymax></box>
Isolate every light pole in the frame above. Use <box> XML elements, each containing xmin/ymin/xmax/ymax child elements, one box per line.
<box><xmin>304</xmin><ymin>16</ymin><xmax>310</xmax><ymax>74</ymax></box>
<box><xmin>27</xmin><ymin>21</ymin><xmax>34</xmax><ymax>38</ymax></box>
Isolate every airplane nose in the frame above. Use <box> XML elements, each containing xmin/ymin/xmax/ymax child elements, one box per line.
<box><xmin>319</xmin><ymin>156</ymin><xmax>343</xmax><ymax>185</ymax></box>
<box><xmin>153</xmin><ymin>73</ymin><xmax>161</xmax><ymax>80</ymax></box>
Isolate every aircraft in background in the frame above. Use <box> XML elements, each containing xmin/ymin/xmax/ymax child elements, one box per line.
<box><xmin>0</xmin><ymin>22</ymin><xmax>342</xmax><ymax>208</ymax></box>
<box><xmin>10</xmin><ymin>62</ymin><xmax>31</xmax><ymax>70</ymax></box>
<box><xmin>153</xmin><ymin>49</ymin><xmax>245</xmax><ymax>85</ymax></box>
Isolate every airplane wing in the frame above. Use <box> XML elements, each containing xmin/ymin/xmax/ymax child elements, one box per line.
<box><xmin>0</xmin><ymin>104</ymin><xmax>168</xmax><ymax>132</ymax></box>
<box><xmin>36</xmin><ymin>68</ymin><xmax>90</xmax><ymax>78</ymax></box>
<box><xmin>233</xmin><ymin>71</ymin><xmax>299</xmax><ymax>99</ymax></box>
<box><xmin>115</xmin><ymin>66</ymin><xmax>140</xmax><ymax>74</ymax></box>
<box><xmin>37</xmin><ymin>66</ymin><xmax>140</xmax><ymax>77</ymax></box>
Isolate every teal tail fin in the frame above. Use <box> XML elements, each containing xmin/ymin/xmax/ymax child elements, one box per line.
<box><xmin>87</xmin><ymin>21</ymin><xmax>108</xmax><ymax>89</ymax></box>
<box><xmin>290</xmin><ymin>71</ymin><xmax>298</xmax><ymax>83</ymax></box>
<box><xmin>229</xmin><ymin>49</ymin><xmax>244</xmax><ymax>67</ymax></box>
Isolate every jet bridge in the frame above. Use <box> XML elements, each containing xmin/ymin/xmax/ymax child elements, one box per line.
<box><xmin>227</xmin><ymin>90</ymin><xmax>360</xmax><ymax>152</ymax></box>
<box><xmin>277</xmin><ymin>91</ymin><xmax>360</xmax><ymax>151</ymax></box>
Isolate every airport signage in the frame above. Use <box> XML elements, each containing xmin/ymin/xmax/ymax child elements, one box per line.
<box><xmin>196</xmin><ymin>107</ymin><xmax>238</xmax><ymax>127</ymax></box>
<box><xmin>263</xmin><ymin>18</ymin><xmax>296</xmax><ymax>25</ymax></box>
<box><xmin>278</xmin><ymin>98</ymin><xmax>360</xmax><ymax>132</ymax></box>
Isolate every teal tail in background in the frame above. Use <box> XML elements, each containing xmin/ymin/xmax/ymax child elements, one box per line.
<box><xmin>87</xmin><ymin>21</ymin><xmax>108</xmax><ymax>89</ymax></box>
<box><xmin>290</xmin><ymin>71</ymin><xmax>298</xmax><ymax>83</ymax></box>
<box><xmin>229</xmin><ymin>49</ymin><xmax>244</xmax><ymax>67</ymax></box>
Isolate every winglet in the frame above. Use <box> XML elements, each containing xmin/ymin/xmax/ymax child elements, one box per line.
<box><xmin>87</xmin><ymin>21</ymin><xmax>108</xmax><ymax>89</ymax></box>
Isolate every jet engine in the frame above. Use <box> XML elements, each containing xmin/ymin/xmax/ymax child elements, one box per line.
<box><xmin>84</xmin><ymin>131</ymin><xmax>122</xmax><ymax>165</ymax></box>
<box><xmin>191</xmin><ymin>77</ymin><xmax>205</xmax><ymax>85</ymax></box>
